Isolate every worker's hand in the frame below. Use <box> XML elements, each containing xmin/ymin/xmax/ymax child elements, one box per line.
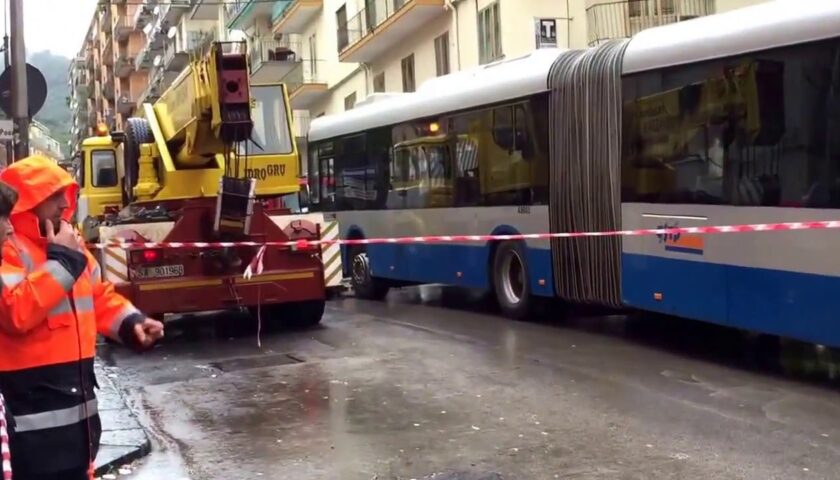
<box><xmin>45</xmin><ymin>219</ymin><xmax>83</xmax><ymax>252</ymax></box>
<box><xmin>133</xmin><ymin>318</ymin><xmax>165</xmax><ymax>349</ymax></box>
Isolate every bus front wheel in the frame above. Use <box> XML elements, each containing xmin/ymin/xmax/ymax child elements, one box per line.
<box><xmin>493</xmin><ymin>241</ymin><xmax>533</xmax><ymax>320</ymax></box>
<box><xmin>349</xmin><ymin>246</ymin><xmax>390</xmax><ymax>300</ymax></box>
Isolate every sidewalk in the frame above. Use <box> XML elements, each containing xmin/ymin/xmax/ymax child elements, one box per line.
<box><xmin>94</xmin><ymin>360</ymin><xmax>152</xmax><ymax>476</ymax></box>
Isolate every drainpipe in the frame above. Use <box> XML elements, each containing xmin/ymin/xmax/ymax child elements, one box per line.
<box><xmin>362</xmin><ymin>62</ymin><xmax>372</xmax><ymax>97</ymax></box>
<box><xmin>444</xmin><ymin>0</ymin><xmax>461</xmax><ymax>70</ymax></box>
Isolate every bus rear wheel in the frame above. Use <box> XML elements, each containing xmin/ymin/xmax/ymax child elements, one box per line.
<box><xmin>349</xmin><ymin>245</ymin><xmax>390</xmax><ymax>300</ymax></box>
<box><xmin>493</xmin><ymin>241</ymin><xmax>533</xmax><ymax>320</ymax></box>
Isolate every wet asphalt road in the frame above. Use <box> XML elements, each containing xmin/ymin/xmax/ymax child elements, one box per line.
<box><xmin>105</xmin><ymin>287</ymin><xmax>840</xmax><ymax>480</ymax></box>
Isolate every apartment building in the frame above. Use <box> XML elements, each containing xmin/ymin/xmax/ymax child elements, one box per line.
<box><xmin>234</xmin><ymin>0</ymin><xmax>768</xmax><ymax>120</ymax></box>
<box><xmin>29</xmin><ymin>120</ymin><xmax>64</xmax><ymax>163</ymax></box>
<box><xmin>68</xmin><ymin>0</ymin><xmax>226</xmax><ymax>153</ymax></box>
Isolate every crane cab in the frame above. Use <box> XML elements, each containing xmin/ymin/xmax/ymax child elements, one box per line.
<box><xmin>76</xmin><ymin>123</ymin><xmax>124</xmax><ymax>228</ymax></box>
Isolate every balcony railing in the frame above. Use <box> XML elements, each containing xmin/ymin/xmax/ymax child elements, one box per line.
<box><xmin>225</xmin><ymin>0</ymin><xmax>251</xmax><ymax>25</ymax></box>
<box><xmin>283</xmin><ymin>59</ymin><xmax>324</xmax><ymax>89</ymax></box>
<box><xmin>250</xmin><ymin>36</ymin><xmax>302</xmax><ymax>68</ymax></box>
<box><xmin>338</xmin><ymin>0</ymin><xmax>410</xmax><ymax>53</ymax></box>
<box><xmin>114</xmin><ymin>11</ymin><xmax>134</xmax><ymax>41</ymax></box>
<box><xmin>133</xmin><ymin>3</ymin><xmax>154</xmax><ymax>29</ymax></box>
<box><xmin>586</xmin><ymin>0</ymin><xmax>714</xmax><ymax>46</ymax></box>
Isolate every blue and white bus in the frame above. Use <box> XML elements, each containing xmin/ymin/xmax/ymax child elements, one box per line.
<box><xmin>307</xmin><ymin>2</ymin><xmax>840</xmax><ymax>347</ymax></box>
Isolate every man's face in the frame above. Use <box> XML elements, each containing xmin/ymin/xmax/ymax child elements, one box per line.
<box><xmin>33</xmin><ymin>188</ymin><xmax>68</xmax><ymax>235</ymax></box>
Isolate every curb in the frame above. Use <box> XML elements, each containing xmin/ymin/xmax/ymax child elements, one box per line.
<box><xmin>94</xmin><ymin>360</ymin><xmax>152</xmax><ymax>476</ymax></box>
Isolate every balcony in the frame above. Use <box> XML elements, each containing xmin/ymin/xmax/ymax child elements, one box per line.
<box><xmin>162</xmin><ymin>39</ymin><xmax>187</xmax><ymax>72</ymax></box>
<box><xmin>99</xmin><ymin>5</ymin><xmax>112</xmax><ymax>30</ymax></box>
<box><xmin>113</xmin><ymin>10</ymin><xmax>134</xmax><ymax>41</ymax></box>
<box><xmin>135</xmin><ymin>42</ymin><xmax>159</xmax><ymax>71</ymax></box>
<box><xmin>115</xmin><ymin>49</ymin><xmax>135</xmax><ymax>78</ymax></box>
<box><xmin>249</xmin><ymin>36</ymin><xmax>302</xmax><ymax>83</ymax></box>
<box><xmin>191</xmin><ymin>0</ymin><xmax>219</xmax><ymax>20</ymax></box>
<box><xmin>283</xmin><ymin>60</ymin><xmax>328</xmax><ymax>110</ymax></box>
<box><xmin>586</xmin><ymin>0</ymin><xmax>714</xmax><ymax>46</ymax></box>
<box><xmin>117</xmin><ymin>95</ymin><xmax>135</xmax><ymax>115</ymax></box>
<box><xmin>272</xmin><ymin>0</ymin><xmax>323</xmax><ymax>34</ymax></box>
<box><xmin>103</xmin><ymin>78</ymin><xmax>116</xmax><ymax>100</ymax></box>
<box><xmin>144</xmin><ymin>17</ymin><xmax>167</xmax><ymax>51</ymax></box>
<box><xmin>102</xmin><ymin>41</ymin><xmax>114</xmax><ymax>66</ymax></box>
<box><xmin>227</xmin><ymin>0</ymin><xmax>274</xmax><ymax>30</ymax></box>
<box><xmin>337</xmin><ymin>0</ymin><xmax>446</xmax><ymax>63</ymax></box>
<box><xmin>155</xmin><ymin>0</ymin><xmax>191</xmax><ymax>26</ymax></box>
<box><xmin>133</xmin><ymin>3</ymin><xmax>154</xmax><ymax>29</ymax></box>
<box><xmin>138</xmin><ymin>70</ymin><xmax>164</xmax><ymax>105</ymax></box>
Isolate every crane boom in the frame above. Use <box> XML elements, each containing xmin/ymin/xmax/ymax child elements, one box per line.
<box><xmin>153</xmin><ymin>42</ymin><xmax>253</xmax><ymax>167</ymax></box>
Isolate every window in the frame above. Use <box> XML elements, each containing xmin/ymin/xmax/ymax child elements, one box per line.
<box><xmin>373</xmin><ymin>72</ymin><xmax>385</xmax><ymax>93</ymax></box>
<box><xmin>237</xmin><ymin>85</ymin><xmax>293</xmax><ymax>155</ymax></box>
<box><xmin>401</xmin><ymin>54</ymin><xmax>415</xmax><ymax>92</ymax></box>
<box><xmin>478</xmin><ymin>2</ymin><xmax>502</xmax><ymax>65</ymax></box>
<box><xmin>344</xmin><ymin>92</ymin><xmax>356</xmax><ymax>111</ymax></box>
<box><xmin>90</xmin><ymin>150</ymin><xmax>118</xmax><ymax>187</ymax></box>
<box><xmin>621</xmin><ymin>39</ymin><xmax>840</xmax><ymax>208</ymax></box>
<box><xmin>435</xmin><ymin>32</ymin><xmax>450</xmax><ymax>76</ymax></box>
<box><xmin>336</xmin><ymin>4</ymin><xmax>348</xmax><ymax>52</ymax></box>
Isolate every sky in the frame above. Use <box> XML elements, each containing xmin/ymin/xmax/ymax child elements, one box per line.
<box><xmin>0</xmin><ymin>0</ymin><xmax>99</xmax><ymax>58</ymax></box>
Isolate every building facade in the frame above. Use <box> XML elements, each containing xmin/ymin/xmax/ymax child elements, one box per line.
<box><xmin>29</xmin><ymin>120</ymin><xmax>64</xmax><ymax>163</ymax></box>
<box><xmin>69</xmin><ymin>0</ymin><xmax>769</xmax><ymax>155</ymax></box>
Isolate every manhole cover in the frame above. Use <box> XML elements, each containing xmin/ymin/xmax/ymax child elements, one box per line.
<box><xmin>210</xmin><ymin>353</ymin><xmax>304</xmax><ymax>372</ymax></box>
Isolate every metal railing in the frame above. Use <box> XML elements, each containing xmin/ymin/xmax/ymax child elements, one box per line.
<box><xmin>225</xmin><ymin>0</ymin><xmax>252</xmax><ymax>25</ymax></box>
<box><xmin>250</xmin><ymin>36</ymin><xmax>302</xmax><ymax>68</ymax></box>
<box><xmin>338</xmin><ymin>0</ymin><xmax>409</xmax><ymax>53</ymax></box>
<box><xmin>283</xmin><ymin>59</ymin><xmax>325</xmax><ymax>90</ymax></box>
<box><xmin>586</xmin><ymin>0</ymin><xmax>714</xmax><ymax>46</ymax></box>
<box><xmin>272</xmin><ymin>0</ymin><xmax>294</xmax><ymax>23</ymax></box>
<box><xmin>114</xmin><ymin>9</ymin><xmax>134</xmax><ymax>37</ymax></box>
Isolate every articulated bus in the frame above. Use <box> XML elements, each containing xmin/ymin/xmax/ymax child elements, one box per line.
<box><xmin>307</xmin><ymin>2</ymin><xmax>840</xmax><ymax>347</ymax></box>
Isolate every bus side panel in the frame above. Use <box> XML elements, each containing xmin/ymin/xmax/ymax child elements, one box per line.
<box><xmin>336</xmin><ymin>207</ymin><xmax>554</xmax><ymax>296</ymax></box>
<box><xmin>622</xmin><ymin>203</ymin><xmax>840</xmax><ymax>347</ymax></box>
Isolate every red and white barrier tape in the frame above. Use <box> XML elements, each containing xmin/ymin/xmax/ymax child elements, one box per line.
<box><xmin>87</xmin><ymin>220</ymin><xmax>840</xmax><ymax>250</ymax></box>
<box><xmin>1</xmin><ymin>393</ymin><xmax>11</xmax><ymax>480</ymax></box>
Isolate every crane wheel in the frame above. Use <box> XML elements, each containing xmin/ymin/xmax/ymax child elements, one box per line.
<box><xmin>123</xmin><ymin>118</ymin><xmax>153</xmax><ymax>205</ymax></box>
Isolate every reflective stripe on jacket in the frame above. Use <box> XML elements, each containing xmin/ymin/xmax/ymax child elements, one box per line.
<box><xmin>0</xmin><ymin>156</ymin><xmax>146</xmax><ymax>475</ymax></box>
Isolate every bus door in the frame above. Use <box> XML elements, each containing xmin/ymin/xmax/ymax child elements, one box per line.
<box><xmin>385</xmin><ymin>145</ymin><xmax>414</xmax><ymax>280</ymax></box>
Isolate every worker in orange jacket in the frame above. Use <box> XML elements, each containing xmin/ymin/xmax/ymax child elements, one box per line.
<box><xmin>0</xmin><ymin>156</ymin><xmax>165</xmax><ymax>480</ymax></box>
<box><xmin>0</xmin><ymin>179</ymin><xmax>18</xmax><ymax>480</ymax></box>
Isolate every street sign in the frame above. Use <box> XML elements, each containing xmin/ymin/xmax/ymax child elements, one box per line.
<box><xmin>0</xmin><ymin>120</ymin><xmax>12</xmax><ymax>141</ymax></box>
<box><xmin>0</xmin><ymin>63</ymin><xmax>48</xmax><ymax>118</ymax></box>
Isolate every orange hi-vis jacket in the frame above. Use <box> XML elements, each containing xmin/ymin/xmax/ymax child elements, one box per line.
<box><xmin>0</xmin><ymin>156</ymin><xmax>148</xmax><ymax>476</ymax></box>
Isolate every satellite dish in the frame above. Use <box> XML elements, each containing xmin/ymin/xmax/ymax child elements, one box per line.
<box><xmin>0</xmin><ymin>63</ymin><xmax>48</xmax><ymax>118</ymax></box>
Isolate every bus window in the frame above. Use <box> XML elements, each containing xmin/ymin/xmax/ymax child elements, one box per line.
<box><xmin>90</xmin><ymin>150</ymin><xmax>118</xmax><ymax>188</ymax></box>
<box><xmin>492</xmin><ymin>106</ymin><xmax>514</xmax><ymax>151</ymax></box>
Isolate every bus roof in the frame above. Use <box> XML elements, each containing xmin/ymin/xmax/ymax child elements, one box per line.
<box><xmin>310</xmin><ymin>1</ymin><xmax>840</xmax><ymax>142</ymax></box>
<box><xmin>624</xmin><ymin>1</ymin><xmax>840</xmax><ymax>74</ymax></box>
<box><xmin>308</xmin><ymin>47</ymin><xmax>564</xmax><ymax>143</ymax></box>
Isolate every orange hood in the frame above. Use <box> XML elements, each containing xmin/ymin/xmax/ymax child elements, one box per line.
<box><xmin>0</xmin><ymin>155</ymin><xmax>78</xmax><ymax>241</ymax></box>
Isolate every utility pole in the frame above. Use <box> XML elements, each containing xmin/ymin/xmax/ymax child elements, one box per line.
<box><xmin>3</xmin><ymin>32</ymin><xmax>11</xmax><ymax>166</ymax></box>
<box><xmin>10</xmin><ymin>0</ymin><xmax>27</xmax><ymax>161</ymax></box>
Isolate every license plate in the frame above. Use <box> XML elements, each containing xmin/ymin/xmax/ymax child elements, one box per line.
<box><xmin>135</xmin><ymin>264</ymin><xmax>185</xmax><ymax>280</ymax></box>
